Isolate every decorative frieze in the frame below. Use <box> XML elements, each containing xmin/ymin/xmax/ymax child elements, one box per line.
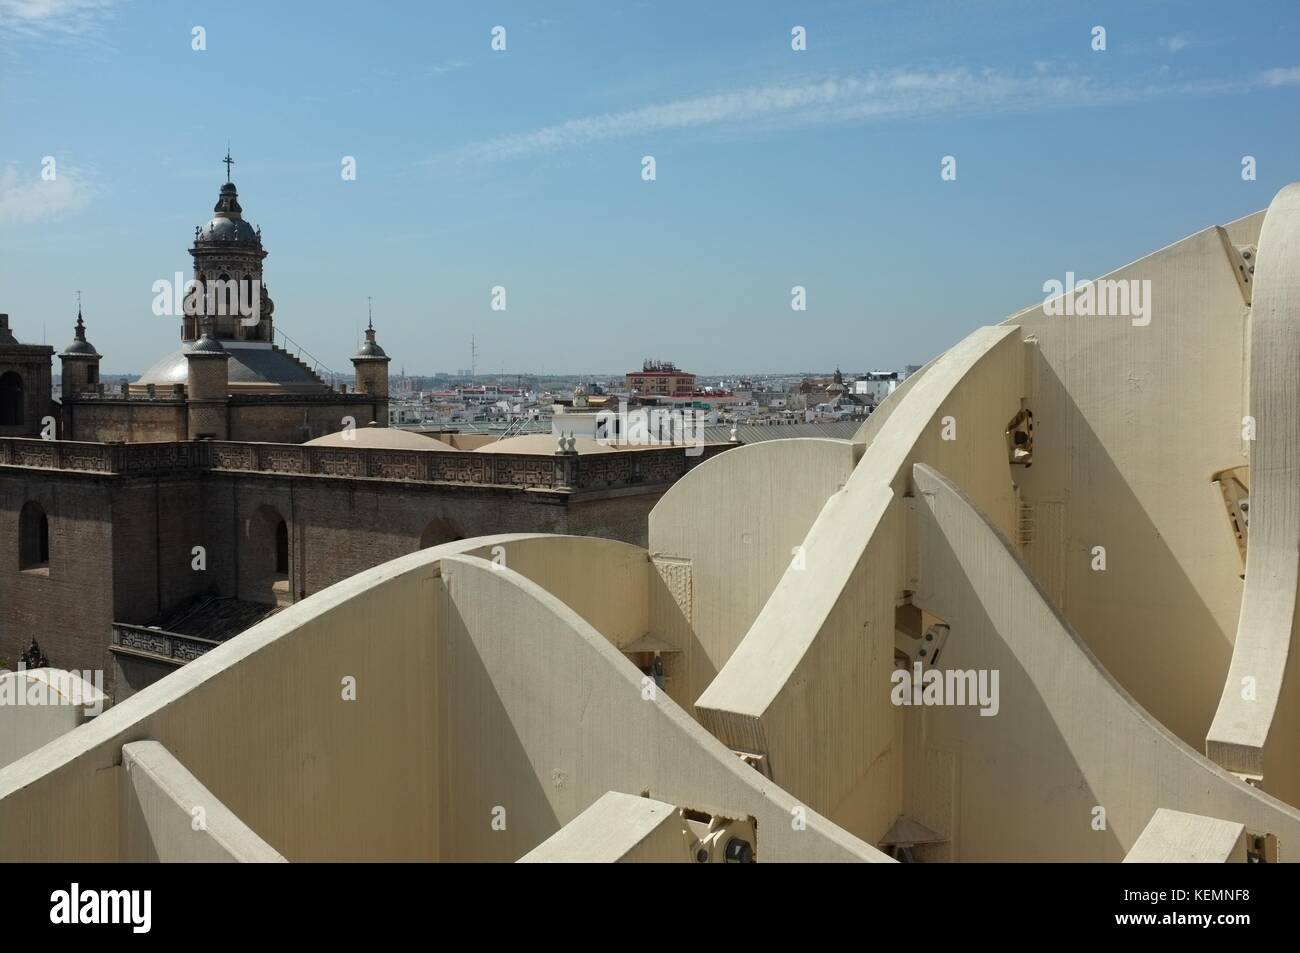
<box><xmin>0</xmin><ymin>436</ymin><xmax>712</xmax><ymax>490</ymax></box>
<box><xmin>427</xmin><ymin>453</ymin><xmax>489</xmax><ymax>484</ymax></box>
<box><xmin>311</xmin><ymin>449</ymin><xmax>366</xmax><ymax>478</ymax></box>
<box><xmin>210</xmin><ymin>443</ymin><xmax>257</xmax><ymax>470</ymax></box>
<box><xmin>257</xmin><ymin>445</ymin><xmax>309</xmax><ymax>473</ymax></box>
<box><xmin>366</xmin><ymin>451</ymin><xmax>419</xmax><ymax>481</ymax></box>
<box><xmin>110</xmin><ymin>624</ymin><xmax>221</xmax><ymax>664</ymax></box>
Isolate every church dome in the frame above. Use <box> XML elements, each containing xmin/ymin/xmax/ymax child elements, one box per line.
<box><xmin>62</xmin><ymin>338</ymin><xmax>99</xmax><ymax>356</ymax></box>
<box><xmin>186</xmin><ymin>333</ymin><xmax>228</xmax><ymax>355</ymax></box>
<box><xmin>195</xmin><ymin>182</ymin><xmax>261</xmax><ymax>246</ymax></box>
<box><xmin>355</xmin><ymin>337</ymin><xmax>387</xmax><ymax>359</ymax></box>
<box><xmin>353</xmin><ymin>317</ymin><xmax>389</xmax><ymax>361</ymax></box>
<box><xmin>476</xmin><ymin>434</ymin><xmax>623</xmax><ymax>455</ymax></box>
<box><xmin>304</xmin><ymin>426</ymin><xmax>456</xmax><ymax>451</ymax></box>
<box><xmin>198</xmin><ymin>216</ymin><xmax>259</xmax><ymax>244</ymax></box>
<box><xmin>135</xmin><ymin>342</ymin><xmax>329</xmax><ymax>393</ymax></box>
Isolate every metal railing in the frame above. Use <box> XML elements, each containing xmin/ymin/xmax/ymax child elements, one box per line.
<box><xmin>494</xmin><ymin>413</ymin><xmax>535</xmax><ymax>440</ymax></box>
<box><xmin>273</xmin><ymin>328</ymin><xmax>337</xmax><ymax>387</ymax></box>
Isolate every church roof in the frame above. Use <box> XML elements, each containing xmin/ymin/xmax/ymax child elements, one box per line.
<box><xmin>135</xmin><ymin>342</ymin><xmax>330</xmax><ymax>393</ymax></box>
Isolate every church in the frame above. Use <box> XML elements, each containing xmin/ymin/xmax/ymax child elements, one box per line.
<box><xmin>62</xmin><ymin>164</ymin><xmax>391</xmax><ymax>444</ymax></box>
<box><xmin>0</xmin><ymin>165</ymin><xmax>721</xmax><ymax>702</ymax></box>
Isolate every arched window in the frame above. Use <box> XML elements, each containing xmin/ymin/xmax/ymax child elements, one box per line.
<box><xmin>275</xmin><ymin>519</ymin><xmax>289</xmax><ymax>575</ymax></box>
<box><xmin>0</xmin><ymin>371</ymin><xmax>23</xmax><ymax>426</ymax></box>
<box><xmin>19</xmin><ymin>501</ymin><xmax>49</xmax><ymax>571</ymax></box>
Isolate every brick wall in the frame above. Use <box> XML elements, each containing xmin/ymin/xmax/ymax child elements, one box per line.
<box><xmin>62</xmin><ymin>396</ymin><xmax>389</xmax><ymax>445</ymax></box>
<box><xmin>0</xmin><ymin>447</ymin><xmax>679</xmax><ymax>699</ymax></box>
<box><xmin>0</xmin><ymin>471</ymin><xmax>115</xmax><ymax>682</ymax></box>
<box><xmin>228</xmin><ymin>399</ymin><xmax>387</xmax><ymax>443</ymax></box>
<box><xmin>0</xmin><ymin>348</ymin><xmax>55</xmax><ymax>438</ymax></box>
<box><xmin>207</xmin><ymin>474</ymin><xmax>577</xmax><ymax>600</ymax></box>
<box><xmin>67</xmin><ymin>401</ymin><xmax>187</xmax><ymax>442</ymax></box>
<box><xmin>110</xmin><ymin>476</ymin><xmax>214</xmax><ymax>624</ymax></box>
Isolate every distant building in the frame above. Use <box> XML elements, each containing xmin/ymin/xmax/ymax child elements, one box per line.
<box><xmin>626</xmin><ymin>360</ymin><xmax>696</xmax><ymax>397</ymax></box>
<box><xmin>853</xmin><ymin>370</ymin><xmax>900</xmax><ymax>404</ymax></box>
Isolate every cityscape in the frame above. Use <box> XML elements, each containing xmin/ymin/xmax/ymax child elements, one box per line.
<box><xmin>1</xmin><ymin>0</ymin><xmax>1299</xmax><ymax>925</ymax></box>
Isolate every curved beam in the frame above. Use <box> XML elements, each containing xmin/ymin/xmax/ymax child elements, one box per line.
<box><xmin>1207</xmin><ymin>183</ymin><xmax>1300</xmax><ymax>800</ymax></box>
<box><xmin>695</xmin><ymin>325</ymin><xmax>1025</xmax><ymax>837</ymax></box>
<box><xmin>912</xmin><ymin>463</ymin><xmax>1300</xmax><ymax>860</ymax></box>
<box><xmin>648</xmin><ymin>437</ymin><xmax>863</xmax><ymax>702</ymax></box>
<box><xmin>436</xmin><ymin>553</ymin><xmax>887</xmax><ymax>861</ymax></box>
<box><xmin>0</xmin><ymin>533</ymin><xmax>884</xmax><ymax>862</ymax></box>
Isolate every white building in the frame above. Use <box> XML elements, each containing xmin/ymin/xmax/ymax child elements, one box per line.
<box><xmin>853</xmin><ymin>371</ymin><xmax>900</xmax><ymax>403</ymax></box>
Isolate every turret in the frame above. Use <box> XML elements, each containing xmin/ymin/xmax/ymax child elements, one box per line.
<box><xmin>185</xmin><ymin>318</ymin><xmax>231</xmax><ymax>439</ymax></box>
<box><xmin>351</xmin><ymin>313</ymin><xmax>390</xmax><ymax>398</ymax></box>
<box><xmin>59</xmin><ymin>305</ymin><xmax>101</xmax><ymax>396</ymax></box>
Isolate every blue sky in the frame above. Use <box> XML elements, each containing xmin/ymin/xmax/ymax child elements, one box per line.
<box><xmin>1</xmin><ymin>0</ymin><xmax>1298</xmax><ymax>376</ymax></box>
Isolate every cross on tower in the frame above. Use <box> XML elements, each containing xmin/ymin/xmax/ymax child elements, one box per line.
<box><xmin>367</xmin><ymin>296</ymin><xmax>373</xmax><ymax>330</ymax></box>
<box><xmin>222</xmin><ymin>146</ymin><xmax>234</xmax><ymax>183</ymax></box>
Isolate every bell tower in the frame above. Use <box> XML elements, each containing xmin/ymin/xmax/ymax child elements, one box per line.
<box><xmin>185</xmin><ymin>150</ymin><xmax>275</xmax><ymax>345</ymax></box>
<box><xmin>59</xmin><ymin>297</ymin><xmax>101</xmax><ymax>396</ymax></box>
<box><xmin>351</xmin><ymin>301</ymin><xmax>391</xmax><ymax>399</ymax></box>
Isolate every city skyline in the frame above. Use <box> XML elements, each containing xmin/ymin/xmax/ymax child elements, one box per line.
<box><xmin>2</xmin><ymin>0</ymin><xmax>1299</xmax><ymax>375</ymax></box>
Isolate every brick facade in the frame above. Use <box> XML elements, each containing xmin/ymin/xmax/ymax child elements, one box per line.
<box><xmin>62</xmin><ymin>392</ymin><xmax>389</xmax><ymax>444</ymax></box>
<box><xmin>0</xmin><ymin>436</ymin><xmax>724</xmax><ymax>699</ymax></box>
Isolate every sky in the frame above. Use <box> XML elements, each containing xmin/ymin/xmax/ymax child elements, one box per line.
<box><xmin>1</xmin><ymin>0</ymin><xmax>1298</xmax><ymax>377</ymax></box>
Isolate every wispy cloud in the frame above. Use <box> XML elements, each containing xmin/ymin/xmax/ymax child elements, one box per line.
<box><xmin>0</xmin><ymin>0</ymin><xmax>122</xmax><ymax>38</ymax></box>
<box><xmin>0</xmin><ymin>161</ymin><xmax>95</xmax><ymax>225</ymax></box>
<box><xmin>1261</xmin><ymin>66</ymin><xmax>1300</xmax><ymax>86</ymax></box>
<box><xmin>434</xmin><ymin>65</ymin><xmax>1300</xmax><ymax>168</ymax></box>
<box><xmin>1160</xmin><ymin>34</ymin><xmax>1192</xmax><ymax>54</ymax></box>
<box><xmin>425</xmin><ymin>60</ymin><xmax>466</xmax><ymax>79</ymax></box>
